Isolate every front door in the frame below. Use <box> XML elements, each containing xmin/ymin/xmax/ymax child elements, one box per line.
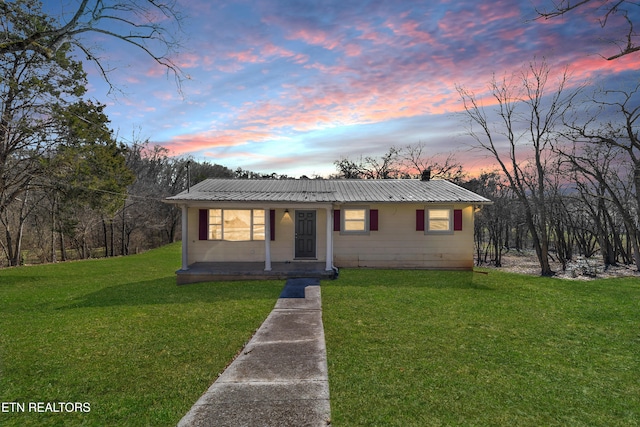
<box><xmin>295</xmin><ymin>210</ymin><xmax>316</xmax><ymax>258</ymax></box>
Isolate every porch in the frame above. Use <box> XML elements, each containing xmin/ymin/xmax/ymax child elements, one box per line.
<box><xmin>176</xmin><ymin>262</ymin><xmax>338</xmax><ymax>285</ymax></box>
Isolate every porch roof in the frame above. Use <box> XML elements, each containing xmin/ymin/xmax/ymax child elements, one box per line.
<box><xmin>166</xmin><ymin>178</ymin><xmax>492</xmax><ymax>204</ymax></box>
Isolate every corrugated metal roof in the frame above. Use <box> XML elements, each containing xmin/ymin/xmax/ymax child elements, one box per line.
<box><xmin>166</xmin><ymin>179</ymin><xmax>492</xmax><ymax>204</ymax></box>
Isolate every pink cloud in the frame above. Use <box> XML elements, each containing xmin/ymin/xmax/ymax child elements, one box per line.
<box><xmin>175</xmin><ymin>52</ymin><xmax>200</xmax><ymax>68</ymax></box>
<box><xmin>152</xmin><ymin>91</ymin><xmax>176</xmax><ymax>101</ymax></box>
<box><xmin>214</xmin><ymin>41</ymin><xmax>311</xmax><ymax>74</ymax></box>
<box><xmin>565</xmin><ymin>54</ymin><xmax>640</xmax><ymax>82</ymax></box>
<box><xmin>227</xmin><ymin>70</ymin><xmax>463</xmax><ymax>139</ymax></box>
<box><xmin>164</xmin><ymin>128</ymin><xmax>273</xmax><ymax>155</ymax></box>
<box><xmin>343</xmin><ymin>43</ymin><xmax>362</xmax><ymax>57</ymax></box>
<box><xmin>261</xmin><ymin>43</ymin><xmax>292</xmax><ymax>57</ymax></box>
<box><xmin>476</xmin><ymin>2</ymin><xmax>521</xmax><ymax>24</ymax></box>
<box><xmin>216</xmin><ymin>62</ymin><xmax>244</xmax><ymax>73</ymax></box>
<box><xmin>385</xmin><ymin>18</ymin><xmax>438</xmax><ymax>47</ymax></box>
<box><xmin>202</xmin><ymin>151</ymin><xmax>282</xmax><ymax>164</ymax></box>
<box><xmin>144</xmin><ymin>64</ymin><xmax>167</xmax><ymax>77</ymax></box>
<box><xmin>261</xmin><ymin>42</ymin><xmax>309</xmax><ymax>63</ymax></box>
<box><xmin>124</xmin><ymin>76</ymin><xmax>141</xmax><ymax>84</ymax></box>
<box><xmin>235</xmin><ymin>100</ymin><xmax>288</xmax><ymax>125</ymax></box>
<box><xmin>355</xmin><ymin>21</ymin><xmax>395</xmax><ymax>46</ymax></box>
<box><xmin>438</xmin><ymin>10</ymin><xmax>480</xmax><ymax>39</ymax></box>
<box><xmin>438</xmin><ymin>2</ymin><xmax>520</xmax><ymax>40</ymax></box>
<box><xmin>285</xmin><ymin>27</ymin><xmax>341</xmax><ymax>50</ymax></box>
<box><xmin>227</xmin><ymin>49</ymin><xmax>263</xmax><ymax>63</ymax></box>
<box><xmin>496</xmin><ymin>27</ymin><xmax>526</xmax><ymax>42</ymax></box>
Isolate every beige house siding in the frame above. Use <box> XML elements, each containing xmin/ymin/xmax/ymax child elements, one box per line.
<box><xmin>333</xmin><ymin>204</ymin><xmax>474</xmax><ymax>269</ymax></box>
<box><xmin>186</xmin><ymin>204</ymin><xmax>474</xmax><ymax>270</ymax></box>
<box><xmin>186</xmin><ymin>207</ymin><xmax>263</xmax><ymax>264</ymax></box>
<box><xmin>186</xmin><ymin>207</ymin><xmax>329</xmax><ymax>265</ymax></box>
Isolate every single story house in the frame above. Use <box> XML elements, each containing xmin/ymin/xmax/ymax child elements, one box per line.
<box><xmin>165</xmin><ymin>176</ymin><xmax>491</xmax><ymax>284</ymax></box>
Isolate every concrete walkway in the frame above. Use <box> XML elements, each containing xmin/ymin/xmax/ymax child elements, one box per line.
<box><xmin>177</xmin><ymin>279</ymin><xmax>331</xmax><ymax>427</ymax></box>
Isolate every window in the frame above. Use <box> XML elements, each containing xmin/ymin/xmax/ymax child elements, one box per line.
<box><xmin>341</xmin><ymin>207</ymin><xmax>370</xmax><ymax>234</ymax></box>
<box><xmin>209</xmin><ymin>209</ymin><xmax>222</xmax><ymax>239</ymax></box>
<box><xmin>427</xmin><ymin>208</ymin><xmax>453</xmax><ymax>233</ymax></box>
<box><xmin>208</xmin><ymin>209</ymin><xmax>265</xmax><ymax>241</ymax></box>
<box><xmin>344</xmin><ymin>208</ymin><xmax>366</xmax><ymax>232</ymax></box>
<box><xmin>417</xmin><ymin>208</ymin><xmax>463</xmax><ymax>233</ymax></box>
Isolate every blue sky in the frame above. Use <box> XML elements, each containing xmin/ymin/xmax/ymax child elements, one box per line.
<box><xmin>74</xmin><ymin>0</ymin><xmax>640</xmax><ymax>177</ymax></box>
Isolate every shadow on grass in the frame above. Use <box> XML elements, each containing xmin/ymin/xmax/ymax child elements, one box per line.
<box><xmin>57</xmin><ymin>277</ymin><xmax>285</xmax><ymax>309</ymax></box>
<box><xmin>332</xmin><ymin>269</ymin><xmax>494</xmax><ymax>290</ymax></box>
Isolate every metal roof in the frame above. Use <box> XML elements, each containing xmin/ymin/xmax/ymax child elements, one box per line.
<box><xmin>165</xmin><ymin>179</ymin><xmax>492</xmax><ymax>204</ymax></box>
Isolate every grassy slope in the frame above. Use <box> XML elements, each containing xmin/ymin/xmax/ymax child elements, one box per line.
<box><xmin>323</xmin><ymin>269</ymin><xmax>640</xmax><ymax>427</ymax></box>
<box><xmin>0</xmin><ymin>243</ymin><xmax>283</xmax><ymax>426</ymax></box>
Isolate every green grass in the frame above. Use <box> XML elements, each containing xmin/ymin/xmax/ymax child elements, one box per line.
<box><xmin>323</xmin><ymin>269</ymin><xmax>640</xmax><ymax>426</ymax></box>
<box><xmin>3</xmin><ymin>250</ymin><xmax>639</xmax><ymax>426</ymax></box>
<box><xmin>0</xmin><ymin>243</ymin><xmax>283</xmax><ymax>426</ymax></box>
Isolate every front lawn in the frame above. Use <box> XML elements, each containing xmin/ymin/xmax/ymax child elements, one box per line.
<box><xmin>0</xmin><ymin>243</ymin><xmax>283</xmax><ymax>426</ymax></box>
<box><xmin>323</xmin><ymin>269</ymin><xmax>640</xmax><ymax>426</ymax></box>
<box><xmin>3</xmin><ymin>250</ymin><xmax>639</xmax><ymax>426</ymax></box>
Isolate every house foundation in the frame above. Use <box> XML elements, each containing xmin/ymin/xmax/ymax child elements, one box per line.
<box><xmin>177</xmin><ymin>262</ymin><xmax>338</xmax><ymax>284</ymax></box>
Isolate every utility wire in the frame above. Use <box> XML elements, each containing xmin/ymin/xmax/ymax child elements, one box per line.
<box><xmin>18</xmin><ymin>169</ymin><xmax>180</xmax><ymax>203</ymax></box>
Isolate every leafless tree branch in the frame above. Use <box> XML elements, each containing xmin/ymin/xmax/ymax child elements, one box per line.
<box><xmin>533</xmin><ymin>0</ymin><xmax>640</xmax><ymax>60</ymax></box>
<box><xmin>0</xmin><ymin>0</ymin><xmax>185</xmax><ymax>91</ymax></box>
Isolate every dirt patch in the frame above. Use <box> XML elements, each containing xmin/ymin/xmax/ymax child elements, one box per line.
<box><xmin>478</xmin><ymin>251</ymin><xmax>640</xmax><ymax>280</ymax></box>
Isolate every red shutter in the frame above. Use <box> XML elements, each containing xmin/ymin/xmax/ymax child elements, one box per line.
<box><xmin>416</xmin><ymin>209</ymin><xmax>425</xmax><ymax>231</ymax></box>
<box><xmin>369</xmin><ymin>209</ymin><xmax>378</xmax><ymax>231</ymax></box>
<box><xmin>270</xmin><ymin>209</ymin><xmax>276</xmax><ymax>241</ymax></box>
<box><xmin>334</xmin><ymin>209</ymin><xmax>341</xmax><ymax>231</ymax></box>
<box><xmin>198</xmin><ymin>209</ymin><xmax>208</xmax><ymax>240</ymax></box>
<box><xmin>454</xmin><ymin>209</ymin><xmax>463</xmax><ymax>231</ymax></box>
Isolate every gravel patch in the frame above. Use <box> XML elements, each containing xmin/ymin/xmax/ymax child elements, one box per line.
<box><xmin>478</xmin><ymin>251</ymin><xmax>640</xmax><ymax>280</ymax></box>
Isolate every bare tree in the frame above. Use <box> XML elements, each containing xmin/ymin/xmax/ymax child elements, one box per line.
<box><xmin>125</xmin><ymin>142</ymin><xmax>235</xmax><ymax>250</ymax></box>
<box><xmin>333</xmin><ymin>147</ymin><xmax>402</xmax><ymax>179</ymax></box>
<box><xmin>362</xmin><ymin>147</ymin><xmax>401</xmax><ymax>179</ymax></box>
<box><xmin>457</xmin><ymin>60</ymin><xmax>582</xmax><ymax>276</ymax></box>
<box><xmin>0</xmin><ymin>0</ymin><xmax>185</xmax><ymax>90</ymax></box>
<box><xmin>566</xmin><ymin>145</ymin><xmax>628</xmax><ymax>266</ymax></box>
<box><xmin>464</xmin><ymin>171</ymin><xmax>514</xmax><ymax>267</ymax></box>
<box><xmin>401</xmin><ymin>142</ymin><xmax>467</xmax><ymax>183</ymax></box>
<box><xmin>558</xmin><ymin>84</ymin><xmax>640</xmax><ymax>269</ymax></box>
<box><xmin>534</xmin><ymin>0</ymin><xmax>640</xmax><ymax>60</ymax></box>
<box><xmin>333</xmin><ymin>144</ymin><xmax>467</xmax><ymax>181</ymax></box>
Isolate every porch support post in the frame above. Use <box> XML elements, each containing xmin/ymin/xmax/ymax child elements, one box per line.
<box><xmin>181</xmin><ymin>205</ymin><xmax>189</xmax><ymax>270</ymax></box>
<box><xmin>325</xmin><ymin>206</ymin><xmax>333</xmax><ymax>271</ymax></box>
<box><xmin>264</xmin><ymin>208</ymin><xmax>272</xmax><ymax>271</ymax></box>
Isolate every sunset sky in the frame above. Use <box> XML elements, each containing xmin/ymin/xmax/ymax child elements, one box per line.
<box><xmin>79</xmin><ymin>0</ymin><xmax>640</xmax><ymax>178</ymax></box>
